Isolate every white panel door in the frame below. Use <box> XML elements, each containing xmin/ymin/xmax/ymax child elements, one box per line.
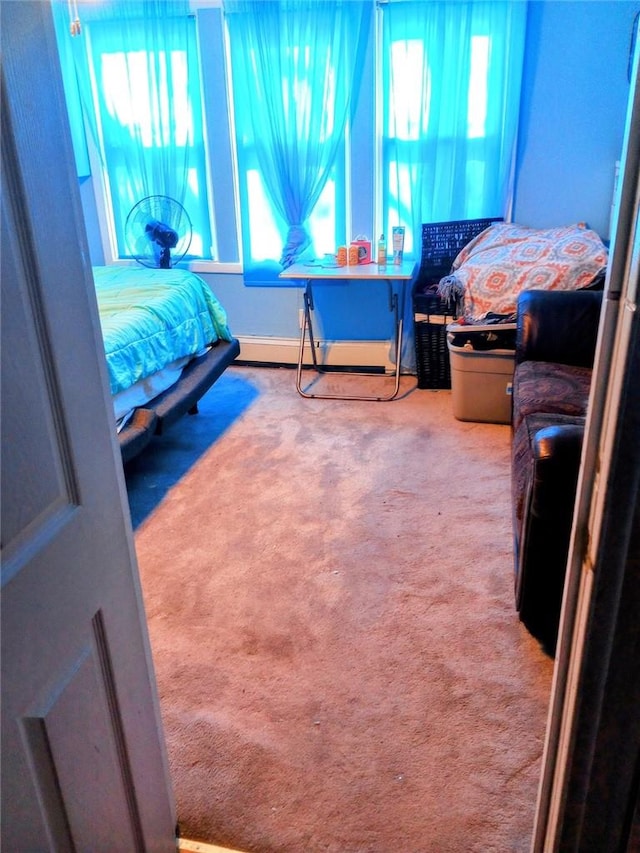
<box><xmin>1</xmin><ymin>4</ymin><xmax>176</xmax><ymax>849</ymax></box>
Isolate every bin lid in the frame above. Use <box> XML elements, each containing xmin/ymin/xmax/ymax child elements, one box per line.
<box><xmin>447</xmin><ymin>322</ymin><xmax>517</xmax><ymax>354</ymax></box>
<box><xmin>447</xmin><ymin>321</ymin><xmax>516</xmax><ymax>333</ymax></box>
<box><xmin>447</xmin><ymin>338</ymin><xmax>516</xmax><ymax>357</ymax></box>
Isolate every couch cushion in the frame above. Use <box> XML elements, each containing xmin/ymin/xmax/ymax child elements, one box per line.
<box><xmin>512</xmin><ymin>360</ymin><xmax>592</xmax><ymax>434</ymax></box>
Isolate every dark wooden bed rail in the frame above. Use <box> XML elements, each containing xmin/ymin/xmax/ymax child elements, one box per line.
<box><xmin>119</xmin><ymin>337</ymin><xmax>241</xmax><ymax>464</ymax></box>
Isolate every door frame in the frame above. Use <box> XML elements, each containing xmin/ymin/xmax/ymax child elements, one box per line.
<box><xmin>532</xmin><ymin>40</ymin><xmax>640</xmax><ymax>852</ymax></box>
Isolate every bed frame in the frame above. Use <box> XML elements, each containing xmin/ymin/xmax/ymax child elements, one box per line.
<box><xmin>119</xmin><ymin>337</ymin><xmax>240</xmax><ymax>464</ymax></box>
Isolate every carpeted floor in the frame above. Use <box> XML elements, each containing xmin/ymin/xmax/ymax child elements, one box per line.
<box><xmin>125</xmin><ymin>365</ymin><xmax>554</xmax><ymax>853</ymax></box>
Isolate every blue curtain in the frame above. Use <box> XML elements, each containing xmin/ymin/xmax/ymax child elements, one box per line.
<box><xmin>381</xmin><ymin>0</ymin><xmax>528</xmax><ymax>257</ymax></box>
<box><xmin>51</xmin><ymin>2</ymin><xmax>91</xmax><ymax>178</ymax></box>
<box><xmin>225</xmin><ymin>0</ymin><xmax>371</xmax><ymax>277</ymax></box>
<box><xmin>381</xmin><ymin>0</ymin><xmax>527</xmax><ymax>369</ymax></box>
<box><xmin>52</xmin><ymin>0</ymin><xmax>211</xmax><ymax>260</ymax></box>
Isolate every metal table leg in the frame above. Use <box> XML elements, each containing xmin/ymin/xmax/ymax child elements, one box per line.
<box><xmin>295</xmin><ymin>278</ymin><xmax>406</xmax><ymax>401</ymax></box>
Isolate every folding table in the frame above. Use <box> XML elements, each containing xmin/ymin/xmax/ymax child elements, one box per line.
<box><xmin>279</xmin><ymin>260</ymin><xmax>417</xmax><ymax>401</ymax></box>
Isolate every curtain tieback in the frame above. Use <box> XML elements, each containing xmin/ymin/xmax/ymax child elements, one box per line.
<box><xmin>280</xmin><ymin>224</ymin><xmax>311</xmax><ymax>268</ymax></box>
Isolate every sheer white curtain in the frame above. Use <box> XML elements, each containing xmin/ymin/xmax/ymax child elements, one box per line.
<box><xmin>52</xmin><ymin>0</ymin><xmax>211</xmax><ymax>260</ymax></box>
<box><xmin>225</xmin><ymin>0</ymin><xmax>371</xmax><ymax>283</ymax></box>
<box><xmin>380</xmin><ymin>0</ymin><xmax>528</xmax><ymax>367</ymax></box>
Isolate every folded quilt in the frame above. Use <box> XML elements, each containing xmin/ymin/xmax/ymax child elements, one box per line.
<box><xmin>438</xmin><ymin>223</ymin><xmax>608</xmax><ymax>320</ymax></box>
<box><xmin>94</xmin><ymin>265</ymin><xmax>233</xmax><ymax>396</ymax></box>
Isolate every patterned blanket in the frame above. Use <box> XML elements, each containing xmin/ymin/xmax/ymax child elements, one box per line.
<box><xmin>94</xmin><ymin>265</ymin><xmax>232</xmax><ymax>396</ymax></box>
<box><xmin>438</xmin><ymin>223</ymin><xmax>608</xmax><ymax>320</ymax></box>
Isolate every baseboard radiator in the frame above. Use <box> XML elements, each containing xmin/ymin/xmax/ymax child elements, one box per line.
<box><xmin>236</xmin><ymin>336</ymin><xmax>396</xmax><ymax>372</ymax></box>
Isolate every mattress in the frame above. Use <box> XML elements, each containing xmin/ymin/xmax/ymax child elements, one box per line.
<box><xmin>112</xmin><ymin>353</ymin><xmax>195</xmax><ymax>426</ymax></box>
<box><xmin>93</xmin><ymin>265</ymin><xmax>232</xmax><ymax>398</ymax></box>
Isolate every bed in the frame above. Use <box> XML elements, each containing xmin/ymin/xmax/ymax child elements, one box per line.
<box><xmin>94</xmin><ymin>265</ymin><xmax>240</xmax><ymax>463</ymax></box>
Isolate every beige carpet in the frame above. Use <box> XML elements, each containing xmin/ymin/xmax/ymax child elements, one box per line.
<box><xmin>127</xmin><ymin>365</ymin><xmax>554</xmax><ymax>853</ymax></box>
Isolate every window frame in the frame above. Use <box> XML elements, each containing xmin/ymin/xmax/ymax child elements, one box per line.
<box><xmin>228</xmin><ymin>15</ymin><xmax>355</xmax><ymax>270</ymax></box>
<box><xmin>82</xmin><ymin>1</ymin><xmax>517</xmax><ymax>276</ymax></box>
<box><xmin>377</xmin><ymin>5</ymin><xmax>517</xmax><ymax>257</ymax></box>
<box><xmin>86</xmin><ymin>2</ymin><xmax>243</xmax><ymax>273</ymax></box>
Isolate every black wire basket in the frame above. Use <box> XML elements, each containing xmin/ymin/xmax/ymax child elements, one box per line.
<box><xmin>413</xmin><ymin>218</ymin><xmax>502</xmax><ymax>389</ymax></box>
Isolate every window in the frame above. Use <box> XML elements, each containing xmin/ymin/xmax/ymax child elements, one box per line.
<box><xmin>55</xmin><ymin>1</ymin><xmax>524</xmax><ymax>275</ymax></box>
<box><xmin>241</xmin><ymin>166</ymin><xmax>344</xmax><ymax>263</ymax></box>
<box><xmin>380</xmin><ymin>1</ymin><xmax>526</xmax><ymax>257</ymax></box>
<box><xmin>225</xmin><ymin>0</ymin><xmax>370</xmax><ymax>278</ymax></box>
<box><xmin>237</xmin><ymin>38</ymin><xmax>348</xmax><ymax>263</ymax></box>
<box><xmin>52</xmin><ymin>1</ymin><xmax>239</xmax><ymax>268</ymax></box>
<box><xmin>234</xmin><ymin>34</ymin><xmax>347</xmax><ymax>265</ymax></box>
<box><xmin>86</xmin><ymin>16</ymin><xmax>213</xmax><ymax>261</ymax></box>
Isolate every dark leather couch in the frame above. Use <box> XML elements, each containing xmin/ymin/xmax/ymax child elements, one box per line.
<box><xmin>511</xmin><ymin>288</ymin><xmax>603</xmax><ymax>654</ymax></box>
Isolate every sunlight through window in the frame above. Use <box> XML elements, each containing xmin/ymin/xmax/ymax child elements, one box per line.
<box><xmin>468</xmin><ymin>36</ymin><xmax>489</xmax><ymax>139</ymax></box>
<box><xmin>389</xmin><ymin>40</ymin><xmax>429</xmax><ymax>141</ymax></box>
<box><xmin>100</xmin><ymin>50</ymin><xmax>193</xmax><ymax>148</ymax></box>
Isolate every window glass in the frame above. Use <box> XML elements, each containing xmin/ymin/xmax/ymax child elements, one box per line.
<box><xmin>88</xmin><ymin>18</ymin><xmax>212</xmax><ymax>261</ymax></box>
<box><xmin>380</xmin><ymin>0</ymin><xmax>526</xmax><ymax>256</ymax></box>
<box><xmin>468</xmin><ymin>36</ymin><xmax>489</xmax><ymax>139</ymax></box>
<box><xmin>53</xmin><ymin>1</ymin><xmax>522</xmax><ymax>275</ymax></box>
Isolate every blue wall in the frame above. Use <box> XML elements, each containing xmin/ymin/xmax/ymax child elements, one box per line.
<box><xmin>513</xmin><ymin>0</ymin><xmax>637</xmax><ymax>239</ymax></box>
<box><xmin>82</xmin><ymin>0</ymin><xmax>638</xmax><ymax>343</ymax></box>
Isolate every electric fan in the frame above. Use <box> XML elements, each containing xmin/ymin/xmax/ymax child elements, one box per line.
<box><xmin>124</xmin><ymin>195</ymin><xmax>193</xmax><ymax>268</ymax></box>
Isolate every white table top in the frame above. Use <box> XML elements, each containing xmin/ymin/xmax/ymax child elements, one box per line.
<box><xmin>279</xmin><ymin>259</ymin><xmax>418</xmax><ymax>281</ymax></box>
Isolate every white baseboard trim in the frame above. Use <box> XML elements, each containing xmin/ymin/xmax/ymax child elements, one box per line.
<box><xmin>236</xmin><ymin>335</ymin><xmax>395</xmax><ymax>371</ymax></box>
<box><xmin>179</xmin><ymin>839</ymin><xmax>247</xmax><ymax>853</ymax></box>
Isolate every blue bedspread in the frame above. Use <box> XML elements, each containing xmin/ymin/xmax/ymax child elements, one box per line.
<box><xmin>93</xmin><ymin>265</ymin><xmax>233</xmax><ymax>396</ymax></box>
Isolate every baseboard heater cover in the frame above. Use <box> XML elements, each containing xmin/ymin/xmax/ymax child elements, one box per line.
<box><xmin>236</xmin><ymin>336</ymin><xmax>396</xmax><ymax>371</ymax></box>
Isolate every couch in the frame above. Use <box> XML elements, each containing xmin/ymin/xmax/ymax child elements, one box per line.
<box><xmin>511</xmin><ymin>288</ymin><xmax>603</xmax><ymax>654</ymax></box>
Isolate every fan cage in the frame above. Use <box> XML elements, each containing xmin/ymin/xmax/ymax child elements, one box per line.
<box><xmin>124</xmin><ymin>195</ymin><xmax>193</xmax><ymax>268</ymax></box>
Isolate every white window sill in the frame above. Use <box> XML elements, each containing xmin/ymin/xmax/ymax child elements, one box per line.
<box><xmin>188</xmin><ymin>260</ymin><xmax>243</xmax><ymax>275</ymax></box>
<box><xmin>102</xmin><ymin>258</ymin><xmax>244</xmax><ymax>275</ymax></box>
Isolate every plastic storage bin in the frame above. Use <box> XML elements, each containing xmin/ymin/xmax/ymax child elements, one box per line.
<box><xmin>447</xmin><ymin>323</ymin><xmax>516</xmax><ymax>424</ymax></box>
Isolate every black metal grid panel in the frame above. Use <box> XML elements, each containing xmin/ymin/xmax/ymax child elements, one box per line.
<box><xmin>413</xmin><ymin>217</ymin><xmax>503</xmax><ymax>388</ymax></box>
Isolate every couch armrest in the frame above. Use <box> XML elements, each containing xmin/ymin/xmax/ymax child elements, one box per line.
<box><xmin>515</xmin><ymin>422</ymin><xmax>585</xmax><ymax>653</ymax></box>
<box><xmin>528</xmin><ymin>424</ymin><xmax>585</xmax><ymax>518</ymax></box>
<box><xmin>516</xmin><ymin>289</ymin><xmax>603</xmax><ymax>368</ymax></box>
